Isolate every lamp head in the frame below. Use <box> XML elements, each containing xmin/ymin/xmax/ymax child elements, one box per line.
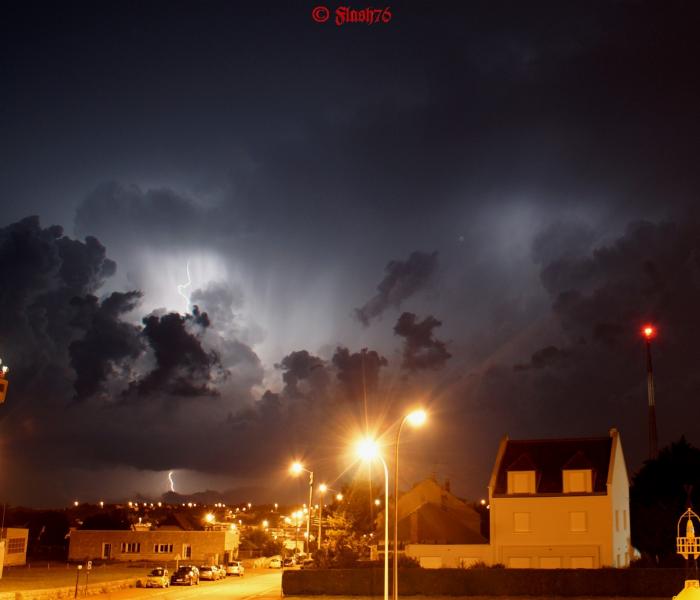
<box><xmin>290</xmin><ymin>461</ymin><xmax>304</xmax><ymax>475</ymax></box>
<box><xmin>642</xmin><ymin>324</ymin><xmax>656</xmax><ymax>339</ymax></box>
<box><xmin>356</xmin><ymin>437</ymin><xmax>380</xmax><ymax>461</ymax></box>
<box><xmin>319</xmin><ymin>483</ymin><xmax>328</xmax><ymax>494</ymax></box>
<box><xmin>406</xmin><ymin>409</ymin><xmax>427</xmax><ymax>427</ymax></box>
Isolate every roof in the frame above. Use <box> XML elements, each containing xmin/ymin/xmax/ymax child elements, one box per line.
<box><xmin>492</xmin><ymin>435</ymin><xmax>614</xmax><ymax>495</ymax></box>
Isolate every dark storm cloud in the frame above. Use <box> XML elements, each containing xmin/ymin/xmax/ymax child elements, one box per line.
<box><xmin>332</xmin><ymin>347</ymin><xmax>388</xmax><ymax>402</ymax></box>
<box><xmin>394</xmin><ymin>312</ymin><xmax>451</xmax><ymax>372</ymax></box>
<box><xmin>69</xmin><ymin>291</ymin><xmax>143</xmax><ymax>400</ymax></box>
<box><xmin>275</xmin><ymin>350</ymin><xmax>328</xmax><ymax>398</ymax></box>
<box><xmin>133</xmin><ymin>307</ymin><xmax>218</xmax><ymax>397</ymax></box>
<box><xmin>456</xmin><ymin>216</ymin><xmax>700</xmax><ymax>467</ymax></box>
<box><xmin>356</xmin><ymin>251</ymin><xmax>439</xmax><ymax>326</ymax></box>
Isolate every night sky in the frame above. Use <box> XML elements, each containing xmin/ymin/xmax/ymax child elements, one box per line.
<box><xmin>2</xmin><ymin>1</ymin><xmax>700</xmax><ymax>507</ymax></box>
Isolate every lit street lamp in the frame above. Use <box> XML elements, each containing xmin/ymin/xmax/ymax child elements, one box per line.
<box><xmin>0</xmin><ymin>357</ymin><xmax>9</xmax><ymax>404</ymax></box>
<box><xmin>393</xmin><ymin>409</ymin><xmax>427</xmax><ymax>600</ymax></box>
<box><xmin>290</xmin><ymin>461</ymin><xmax>314</xmax><ymax>555</ymax></box>
<box><xmin>356</xmin><ymin>438</ymin><xmax>389</xmax><ymax>600</ymax></box>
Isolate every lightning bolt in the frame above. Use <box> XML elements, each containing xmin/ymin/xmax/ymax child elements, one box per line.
<box><xmin>176</xmin><ymin>261</ymin><xmax>192</xmax><ymax>311</ymax></box>
<box><xmin>168</xmin><ymin>471</ymin><xmax>175</xmax><ymax>493</ymax></box>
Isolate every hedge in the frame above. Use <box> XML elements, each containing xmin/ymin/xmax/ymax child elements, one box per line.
<box><xmin>283</xmin><ymin>568</ymin><xmax>692</xmax><ymax>596</ymax></box>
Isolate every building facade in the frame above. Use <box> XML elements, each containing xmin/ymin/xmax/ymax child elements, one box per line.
<box><xmin>0</xmin><ymin>528</ymin><xmax>29</xmax><ymax>567</ymax></box>
<box><xmin>488</xmin><ymin>428</ymin><xmax>631</xmax><ymax>568</ymax></box>
<box><xmin>68</xmin><ymin>529</ymin><xmax>239</xmax><ymax>564</ymax></box>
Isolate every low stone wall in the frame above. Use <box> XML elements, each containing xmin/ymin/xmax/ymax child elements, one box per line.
<box><xmin>283</xmin><ymin>568</ymin><xmax>691</xmax><ymax>596</ymax></box>
<box><xmin>0</xmin><ymin>577</ymin><xmax>136</xmax><ymax>600</ymax></box>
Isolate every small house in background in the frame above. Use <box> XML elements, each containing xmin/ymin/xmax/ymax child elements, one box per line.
<box><xmin>0</xmin><ymin>527</ymin><xmax>29</xmax><ymax>566</ymax></box>
<box><xmin>396</xmin><ymin>477</ymin><xmax>486</xmax><ymax>544</ymax></box>
<box><xmin>488</xmin><ymin>427</ymin><xmax>631</xmax><ymax>568</ymax></box>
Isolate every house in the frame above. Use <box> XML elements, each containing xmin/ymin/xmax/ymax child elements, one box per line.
<box><xmin>68</xmin><ymin>523</ymin><xmax>240</xmax><ymax>564</ymax></box>
<box><xmin>488</xmin><ymin>427</ymin><xmax>631</xmax><ymax>568</ymax></box>
<box><xmin>0</xmin><ymin>528</ymin><xmax>29</xmax><ymax>567</ymax></box>
<box><xmin>395</xmin><ymin>477</ymin><xmax>486</xmax><ymax>545</ymax></box>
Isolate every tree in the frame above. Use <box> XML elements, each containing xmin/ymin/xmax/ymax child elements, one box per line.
<box><xmin>630</xmin><ymin>437</ymin><xmax>700</xmax><ymax>563</ymax></box>
<box><xmin>243</xmin><ymin>529</ymin><xmax>283</xmax><ymax>557</ymax></box>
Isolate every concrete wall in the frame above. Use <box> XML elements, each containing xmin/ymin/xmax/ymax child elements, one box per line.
<box><xmin>68</xmin><ymin>529</ymin><xmax>238</xmax><ymax>564</ymax></box>
<box><xmin>405</xmin><ymin>544</ymin><xmax>491</xmax><ymax>568</ymax></box>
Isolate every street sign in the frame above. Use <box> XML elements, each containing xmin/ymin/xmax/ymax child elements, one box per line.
<box><xmin>86</xmin><ymin>561</ymin><xmax>92</xmax><ymax>570</ymax></box>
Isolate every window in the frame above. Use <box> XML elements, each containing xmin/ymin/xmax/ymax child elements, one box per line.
<box><xmin>569</xmin><ymin>511</ymin><xmax>587</xmax><ymax>532</ymax></box>
<box><xmin>615</xmin><ymin>510</ymin><xmax>620</xmax><ymax>531</ymax></box>
<box><xmin>623</xmin><ymin>509</ymin><xmax>628</xmax><ymax>530</ymax></box>
<box><xmin>102</xmin><ymin>543</ymin><xmax>112</xmax><ymax>559</ymax></box>
<box><xmin>120</xmin><ymin>542</ymin><xmax>141</xmax><ymax>553</ymax></box>
<box><xmin>562</xmin><ymin>469</ymin><xmax>592</xmax><ymax>493</ymax></box>
<box><xmin>154</xmin><ymin>543</ymin><xmax>173</xmax><ymax>553</ymax></box>
<box><xmin>183</xmin><ymin>543</ymin><xmax>192</xmax><ymax>559</ymax></box>
<box><xmin>513</xmin><ymin>512</ymin><xmax>531</xmax><ymax>532</ymax></box>
<box><xmin>7</xmin><ymin>538</ymin><xmax>25</xmax><ymax>554</ymax></box>
<box><xmin>507</xmin><ymin>471</ymin><xmax>536</xmax><ymax>494</ymax></box>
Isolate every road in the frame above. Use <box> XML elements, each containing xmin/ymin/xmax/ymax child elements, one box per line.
<box><xmin>99</xmin><ymin>569</ymin><xmax>282</xmax><ymax>600</ymax></box>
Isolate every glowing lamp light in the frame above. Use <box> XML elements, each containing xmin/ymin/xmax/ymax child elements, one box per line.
<box><xmin>356</xmin><ymin>437</ymin><xmax>380</xmax><ymax>461</ymax></box>
<box><xmin>406</xmin><ymin>409</ymin><xmax>427</xmax><ymax>427</ymax></box>
<box><xmin>374</xmin><ymin>498</ymin><xmax>381</xmax><ymax>506</ymax></box>
<box><xmin>336</xmin><ymin>493</ymin><xmax>344</xmax><ymax>501</ymax></box>
<box><xmin>319</xmin><ymin>483</ymin><xmax>328</xmax><ymax>494</ymax></box>
<box><xmin>205</xmin><ymin>513</ymin><xmax>215</xmax><ymax>523</ymax></box>
<box><xmin>290</xmin><ymin>462</ymin><xmax>304</xmax><ymax>475</ymax></box>
<box><xmin>642</xmin><ymin>325</ymin><xmax>656</xmax><ymax>339</ymax></box>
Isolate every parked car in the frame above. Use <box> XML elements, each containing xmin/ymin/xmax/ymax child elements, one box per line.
<box><xmin>199</xmin><ymin>565</ymin><xmax>218</xmax><ymax>581</ymax></box>
<box><xmin>300</xmin><ymin>558</ymin><xmax>315</xmax><ymax>569</ymax></box>
<box><xmin>268</xmin><ymin>557</ymin><xmax>282</xmax><ymax>568</ymax></box>
<box><xmin>226</xmin><ymin>561</ymin><xmax>245</xmax><ymax>576</ymax></box>
<box><xmin>283</xmin><ymin>557</ymin><xmax>294</xmax><ymax>567</ymax></box>
<box><xmin>145</xmin><ymin>567</ymin><xmax>169</xmax><ymax>588</ymax></box>
<box><xmin>171</xmin><ymin>565</ymin><xmax>199</xmax><ymax>585</ymax></box>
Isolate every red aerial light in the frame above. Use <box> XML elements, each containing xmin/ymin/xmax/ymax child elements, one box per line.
<box><xmin>642</xmin><ymin>324</ymin><xmax>656</xmax><ymax>339</ymax></box>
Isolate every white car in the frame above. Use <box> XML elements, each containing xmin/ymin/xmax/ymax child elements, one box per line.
<box><xmin>268</xmin><ymin>557</ymin><xmax>282</xmax><ymax>568</ymax></box>
<box><xmin>226</xmin><ymin>561</ymin><xmax>245</xmax><ymax>576</ymax></box>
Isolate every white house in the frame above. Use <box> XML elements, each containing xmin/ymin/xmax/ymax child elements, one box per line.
<box><xmin>488</xmin><ymin>427</ymin><xmax>631</xmax><ymax>568</ymax></box>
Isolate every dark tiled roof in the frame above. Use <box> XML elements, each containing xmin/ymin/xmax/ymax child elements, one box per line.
<box><xmin>494</xmin><ymin>436</ymin><xmax>613</xmax><ymax>494</ymax></box>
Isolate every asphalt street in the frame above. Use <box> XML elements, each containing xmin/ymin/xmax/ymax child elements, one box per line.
<box><xmin>97</xmin><ymin>569</ymin><xmax>282</xmax><ymax>600</ymax></box>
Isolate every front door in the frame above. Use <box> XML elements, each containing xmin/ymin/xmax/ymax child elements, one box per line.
<box><xmin>102</xmin><ymin>543</ymin><xmax>112</xmax><ymax>559</ymax></box>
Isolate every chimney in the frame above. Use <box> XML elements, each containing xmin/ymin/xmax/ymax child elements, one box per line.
<box><xmin>444</xmin><ymin>479</ymin><xmax>451</xmax><ymax>492</ymax></box>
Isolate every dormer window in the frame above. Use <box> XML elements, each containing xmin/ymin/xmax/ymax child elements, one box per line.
<box><xmin>507</xmin><ymin>470</ymin><xmax>536</xmax><ymax>494</ymax></box>
<box><xmin>562</xmin><ymin>469</ymin><xmax>592</xmax><ymax>493</ymax></box>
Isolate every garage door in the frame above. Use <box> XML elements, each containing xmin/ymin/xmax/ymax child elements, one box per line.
<box><xmin>508</xmin><ymin>557</ymin><xmax>531</xmax><ymax>568</ymax></box>
<box><xmin>540</xmin><ymin>557</ymin><xmax>562</xmax><ymax>569</ymax></box>
<box><xmin>570</xmin><ymin>556</ymin><xmax>594</xmax><ymax>568</ymax></box>
<box><xmin>419</xmin><ymin>556</ymin><xmax>442</xmax><ymax>569</ymax></box>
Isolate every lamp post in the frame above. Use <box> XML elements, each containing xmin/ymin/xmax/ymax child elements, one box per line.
<box><xmin>393</xmin><ymin>409</ymin><xmax>427</xmax><ymax>600</ymax></box>
<box><xmin>356</xmin><ymin>438</ymin><xmax>389</xmax><ymax>600</ymax></box>
<box><xmin>0</xmin><ymin>358</ymin><xmax>8</xmax><ymax>405</ymax></box>
<box><xmin>290</xmin><ymin>462</ymin><xmax>314</xmax><ymax>555</ymax></box>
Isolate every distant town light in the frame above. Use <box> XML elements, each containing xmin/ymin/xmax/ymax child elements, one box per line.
<box><xmin>642</xmin><ymin>324</ymin><xmax>656</xmax><ymax>339</ymax></box>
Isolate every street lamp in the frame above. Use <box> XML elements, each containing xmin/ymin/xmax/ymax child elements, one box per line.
<box><xmin>290</xmin><ymin>461</ymin><xmax>314</xmax><ymax>555</ymax></box>
<box><xmin>393</xmin><ymin>409</ymin><xmax>427</xmax><ymax>600</ymax></box>
<box><xmin>355</xmin><ymin>437</ymin><xmax>389</xmax><ymax>600</ymax></box>
<box><xmin>0</xmin><ymin>358</ymin><xmax>9</xmax><ymax>404</ymax></box>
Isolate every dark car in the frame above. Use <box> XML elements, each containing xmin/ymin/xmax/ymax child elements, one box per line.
<box><xmin>283</xmin><ymin>557</ymin><xmax>294</xmax><ymax>567</ymax></box>
<box><xmin>170</xmin><ymin>565</ymin><xmax>199</xmax><ymax>586</ymax></box>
